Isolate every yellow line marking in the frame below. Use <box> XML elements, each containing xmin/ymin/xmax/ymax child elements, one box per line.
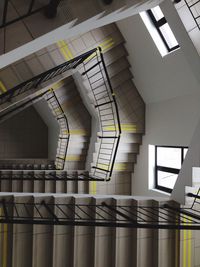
<box><xmin>3</xmin><ymin>224</ymin><xmax>7</xmax><ymax>267</ymax></box>
<box><xmin>187</xmin><ymin>216</ymin><xmax>192</xmax><ymax>267</ymax></box>
<box><xmin>103</xmin><ymin>124</ymin><xmax>137</xmax><ymax>132</ymax></box>
<box><xmin>63</xmin><ymin>129</ymin><xmax>89</xmax><ymax>135</ymax></box>
<box><xmin>51</xmin><ymin>80</ymin><xmax>65</xmax><ymax>91</ymax></box>
<box><xmin>90</xmin><ymin>181</ymin><xmax>97</xmax><ymax>195</ymax></box>
<box><xmin>101</xmin><ymin>42</ymin><xmax>115</xmax><ymax>52</ymax></box>
<box><xmin>99</xmin><ymin>38</ymin><xmax>115</xmax><ymax>52</ymax></box>
<box><xmin>100</xmin><ymin>38</ymin><xmax>113</xmax><ymax>47</ymax></box>
<box><xmin>96</xmin><ymin>163</ymin><xmax>110</xmax><ymax>171</ymax></box>
<box><xmin>57</xmin><ymin>41</ymin><xmax>70</xmax><ymax>61</ymax></box>
<box><xmin>57</xmin><ymin>40</ymin><xmax>74</xmax><ymax>60</ymax></box>
<box><xmin>83</xmin><ymin>52</ymin><xmax>97</xmax><ymax>63</ymax></box>
<box><xmin>0</xmin><ymin>81</ymin><xmax>7</xmax><ymax>94</ymax></box>
<box><xmin>65</xmin><ymin>155</ymin><xmax>84</xmax><ymax>161</ymax></box>
<box><xmin>175</xmin><ymin>216</ymin><xmax>179</xmax><ymax>267</ymax></box>
<box><xmin>183</xmin><ymin>216</ymin><xmax>187</xmax><ymax>267</ymax></box>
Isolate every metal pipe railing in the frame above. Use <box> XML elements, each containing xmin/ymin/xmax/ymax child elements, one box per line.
<box><xmin>82</xmin><ymin>47</ymin><xmax>121</xmax><ymax>181</ymax></box>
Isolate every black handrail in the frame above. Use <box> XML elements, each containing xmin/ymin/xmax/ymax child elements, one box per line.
<box><xmin>0</xmin><ymin>170</ymin><xmax>105</xmax><ymax>181</ymax></box>
<box><xmin>183</xmin><ymin>0</ymin><xmax>200</xmax><ymax>30</ymax></box>
<box><xmin>46</xmin><ymin>89</ymin><xmax>70</xmax><ymax>170</ymax></box>
<box><xmin>0</xmin><ymin>90</ymin><xmax>48</xmax><ymax>122</ymax></box>
<box><xmin>0</xmin><ymin>198</ymin><xmax>200</xmax><ymax>229</ymax></box>
<box><xmin>0</xmin><ymin>48</ymin><xmax>98</xmax><ymax>106</ymax></box>
<box><xmin>82</xmin><ymin>47</ymin><xmax>121</xmax><ymax>181</ymax></box>
<box><xmin>0</xmin><ymin>47</ymin><xmax>120</xmax><ymax>182</ymax></box>
<box><xmin>0</xmin><ymin>0</ymin><xmax>61</xmax><ymax>29</ymax></box>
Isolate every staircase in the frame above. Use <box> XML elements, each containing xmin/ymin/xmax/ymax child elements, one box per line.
<box><xmin>0</xmin><ymin>24</ymin><xmax>145</xmax><ymax>195</ymax></box>
<box><xmin>0</xmin><ymin>193</ymin><xmax>199</xmax><ymax>267</ymax></box>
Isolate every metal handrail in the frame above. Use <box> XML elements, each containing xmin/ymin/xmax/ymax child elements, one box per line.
<box><xmin>82</xmin><ymin>47</ymin><xmax>121</xmax><ymax>181</ymax></box>
<box><xmin>0</xmin><ymin>198</ymin><xmax>200</xmax><ymax>229</ymax></box>
<box><xmin>0</xmin><ymin>48</ymin><xmax>98</xmax><ymax>105</ymax></box>
<box><xmin>0</xmin><ymin>170</ymin><xmax>105</xmax><ymax>181</ymax></box>
<box><xmin>45</xmin><ymin>89</ymin><xmax>70</xmax><ymax>170</ymax></box>
<box><xmin>0</xmin><ymin>0</ymin><xmax>62</xmax><ymax>29</ymax></box>
<box><xmin>0</xmin><ymin>90</ymin><xmax>48</xmax><ymax>122</ymax></box>
<box><xmin>183</xmin><ymin>0</ymin><xmax>200</xmax><ymax>30</ymax></box>
<box><xmin>0</xmin><ymin>47</ymin><xmax>120</xmax><ymax>181</ymax></box>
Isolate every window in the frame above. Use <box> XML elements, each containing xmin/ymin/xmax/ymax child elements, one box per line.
<box><xmin>140</xmin><ymin>6</ymin><xmax>179</xmax><ymax>56</ymax></box>
<box><xmin>155</xmin><ymin>146</ymin><xmax>188</xmax><ymax>193</ymax></box>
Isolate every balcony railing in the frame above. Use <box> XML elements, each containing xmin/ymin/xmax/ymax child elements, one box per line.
<box><xmin>0</xmin><ymin>196</ymin><xmax>200</xmax><ymax>229</ymax></box>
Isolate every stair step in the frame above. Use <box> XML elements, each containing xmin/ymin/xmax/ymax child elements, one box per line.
<box><xmin>32</xmin><ymin>196</ymin><xmax>54</xmax><ymax>267</ymax></box>
<box><xmin>115</xmin><ymin>198</ymin><xmax>137</xmax><ymax>267</ymax></box>
<box><xmin>97</xmin><ymin>132</ymin><xmax>142</xmax><ymax>144</ymax></box>
<box><xmin>12</xmin><ymin>196</ymin><xmax>33</xmax><ymax>267</ymax></box>
<box><xmin>94</xmin><ymin>197</ymin><xmax>116</xmax><ymax>267</ymax></box>
<box><xmin>93</xmin><ymin>152</ymin><xmax>137</xmax><ymax>163</ymax></box>
<box><xmin>53</xmin><ymin>196</ymin><xmax>75</xmax><ymax>267</ymax></box>
<box><xmin>95</xmin><ymin>142</ymin><xmax>139</xmax><ymax>153</ymax></box>
<box><xmin>91</xmin><ymin>162</ymin><xmax>134</xmax><ymax>172</ymax></box>
<box><xmin>74</xmin><ymin>196</ymin><xmax>95</xmax><ymax>267</ymax></box>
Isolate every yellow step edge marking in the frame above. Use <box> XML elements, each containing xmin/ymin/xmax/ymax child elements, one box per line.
<box><xmin>83</xmin><ymin>52</ymin><xmax>96</xmax><ymax>63</ymax></box>
<box><xmin>3</xmin><ymin>223</ymin><xmax>7</xmax><ymax>267</ymax></box>
<box><xmin>100</xmin><ymin>38</ymin><xmax>115</xmax><ymax>52</ymax></box>
<box><xmin>103</xmin><ymin>124</ymin><xmax>137</xmax><ymax>132</ymax></box>
<box><xmin>175</xmin><ymin>215</ymin><xmax>179</xmax><ymax>267</ymax></box>
<box><xmin>183</xmin><ymin>216</ymin><xmax>187</xmax><ymax>267</ymax></box>
<box><xmin>96</xmin><ymin>163</ymin><xmax>110</xmax><ymax>171</ymax></box>
<box><xmin>183</xmin><ymin>216</ymin><xmax>192</xmax><ymax>267</ymax></box>
<box><xmin>57</xmin><ymin>41</ymin><xmax>70</xmax><ymax>61</ymax></box>
<box><xmin>63</xmin><ymin>129</ymin><xmax>89</xmax><ymax>135</ymax></box>
<box><xmin>57</xmin><ymin>40</ymin><xmax>74</xmax><ymax>61</ymax></box>
<box><xmin>101</xmin><ymin>42</ymin><xmax>115</xmax><ymax>52</ymax></box>
<box><xmin>65</xmin><ymin>155</ymin><xmax>83</xmax><ymax>161</ymax></box>
<box><xmin>100</xmin><ymin>38</ymin><xmax>113</xmax><ymax>47</ymax></box>
<box><xmin>90</xmin><ymin>181</ymin><xmax>97</xmax><ymax>195</ymax></box>
<box><xmin>0</xmin><ymin>81</ymin><xmax>7</xmax><ymax>94</ymax></box>
<box><xmin>51</xmin><ymin>80</ymin><xmax>65</xmax><ymax>91</ymax></box>
<box><xmin>187</xmin><ymin>216</ymin><xmax>192</xmax><ymax>267</ymax></box>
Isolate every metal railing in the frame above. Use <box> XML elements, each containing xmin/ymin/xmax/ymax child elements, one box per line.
<box><xmin>0</xmin><ymin>47</ymin><xmax>121</xmax><ymax>181</ymax></box>
<box><xmin>45</xmin><ymin>89</ymin><xmax>70</xmax><ymax>170</ymax></box>
<box><xmin>0</xmin><ymin>197</ymin><xmax>200</xmax><ymax>229</ymax></box>
<box><xmin>0</xmin><ymin>48</ymin><xmax>97</xmax><ymax>106</ymax></box>
<box><xmin>183</xmin><ymin>0</ymin><xmax>200</xmax><ymax>30</ymax></box>
<box><xmin>0</xmin><ymin>170</ymin><xmax>104</xmax><ymax>182</ymax></box>
<box><xmin>82</xmin><ymin>47</ymin><xmax>121</xmax><ymax>181</ymax></box>
<box><xmin>0</xmin><ymin>90</ymin><xmax>48</xmax><ymax>123</ymax></box>
<box><xmin>0</xmin><ymin>0</ymin><xmax>61</xmax><ymax>29</ymax></box>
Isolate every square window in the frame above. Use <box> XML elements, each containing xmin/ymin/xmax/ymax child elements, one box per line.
<box><xmin>155</xmin><ymin>146</ymin><xmax>188</xmax><ymax>193</ymax></box>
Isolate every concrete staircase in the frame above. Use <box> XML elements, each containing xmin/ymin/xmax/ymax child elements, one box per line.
<box><xmin>0</xmin><ymin>24</ymin><xmax>145</xmax><ymax>195</ymax></box>
<box><xmin>0</xmin><ymin>170</ymin><xmax>90</xmax><ymax>194</ymax></box>
<box><xmin>0</xmin><ymin>194</ymin><xmax>180</xmax><ymax>267</ymax></box>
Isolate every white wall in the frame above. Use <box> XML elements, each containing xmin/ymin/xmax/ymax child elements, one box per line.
<box><xmin>116</xmin><ymin>0</ymin><xmax>200</xmax><ymax>197</ymax></box>
<box><xmin>133</xmin><ymin>93</ymin><xmax>200</xmax><ymax>197</ymax></box>
<box><xmin>34</xmin><ymin>100</ymin><xmax>59</xmax><ymax>160</ymax></box>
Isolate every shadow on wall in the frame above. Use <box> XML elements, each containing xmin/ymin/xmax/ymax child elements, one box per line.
<box><xmin>0</xmin><ymin>105</ymin><xmax>48</xmax><ymax>159</ymax></box>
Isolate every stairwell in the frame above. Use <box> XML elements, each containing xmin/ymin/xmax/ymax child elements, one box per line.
<box><xmin>0</xmin><ymin>23</ymin><xmax>145</xmax><ymax>196</ymax></box>
<box><xmin>0</xmin><ymin>193</ymin><xmax>189</xmax><ymax>267</ymax></box>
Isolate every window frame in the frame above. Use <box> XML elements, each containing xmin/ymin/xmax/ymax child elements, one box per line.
<box><xmin>155</xmin><ymin>145</ymin><xmax>188</xmax><ymax>193</ymax></box>
<box><xmin>147</xmin><ymin>9</ymin><xmax>180</xmax><ymax>53</ymax></box>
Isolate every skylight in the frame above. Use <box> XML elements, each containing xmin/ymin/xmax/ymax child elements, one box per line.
<box><xmin>140</xmin><ymin>6</ymin><xmax>180</xmax><ymax>57</ymax></box>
